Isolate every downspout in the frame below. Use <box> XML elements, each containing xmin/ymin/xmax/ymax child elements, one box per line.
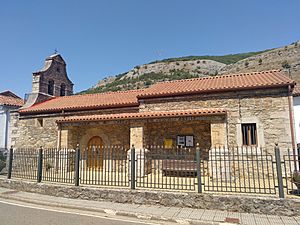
<box><xmin>4</xmin><ymin>108</ymin><xmax>10</xmax><ymax>150</ymax></box>
<box><xmin>288</xmin><ymin>85</ymin><xmax>297</xmax><ymax>170</ymax></box>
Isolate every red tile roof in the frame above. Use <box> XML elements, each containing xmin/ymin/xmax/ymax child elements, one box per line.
<box><xmin>20</xmin><ymin>70</ymin><xmax>295</xmax><ymax>115</ymax></box>
<box><xmin>57</xmin><ymin>108</ymin><xmax>226</xmax><ymax>123</ymax></box>
<box><xmin>20</xmin><ymin>90</ymin><xmax>143</xmax><ymax>114</ymax></box>
<box><xmin>138</xmin><ymin>70</ymin><xmax>295</xmax><ymax>99</ymax></box>
<box><xmin>0</xmin><ymin>95</ymin><xmax>23</xmax><ymax>107</ymax></box>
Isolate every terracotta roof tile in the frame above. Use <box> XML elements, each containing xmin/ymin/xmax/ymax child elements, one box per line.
<box><xmin>20</xmin><ymin>90</ymin><xmax>143</xmax><ymax>114</ymax></box>
<box><xmin>138</xmin><ymin>70</ymin><xmax>295</xmax><ymax>99</ymax></box>
<box><xmin>0</xmin><ymin>95</ymin><xmax>24</xmax><ymax>107</ymax></box>
<box><xmin>57</xmin><ymin>108</ymin><xmax>226</xmax><ymax>123</ymax></box>
<box><xmin>20</xmin><ymin>70</ymin><xmax>295</xmax><ymax>115</ymax></box>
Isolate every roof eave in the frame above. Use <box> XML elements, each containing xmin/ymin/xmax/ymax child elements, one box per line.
<box><xmin>137</xmin><ymin>83</ymin><xmax>294</xmax><ymax>100</ymax></box>
<box><xmin>19</xmin><ymin>102</ymin><xmax>139</xmax><ymax>115</ymax></box>
<box><xmin>57</xmin><ymin>110</ymin><xmax>227</xmax><ymax>124</ymax></box>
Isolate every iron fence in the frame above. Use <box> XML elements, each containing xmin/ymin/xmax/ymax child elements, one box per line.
<box><xmin>136</xmin><ymin>146</ymin><xmax>197</xmax><ymax>191</ymax></box>
<box><xmin>42</xmin><ymin>148</ymin><xmax>75</xmax><ymax>184</ymax></box>
<box><xmin>11</xmin><ymin>148</ymin><xmax>38</xmax><ymax>180</ymax></box>
<box><xmin>283</xmin><ymin>149</ymin><xmax>300</xmax><ymax>196</ymax></box>
<box><xmin>202</xmin><ymin>146</ymin><xmax>277</xmax><ymax>194</ymax></box>
<box><xmin>80</xmin><ymin>146</ymin><xmax>129</xmax><ymax>187</ymax></box>
<box><xmin>6</xmin><ymin>145</ymin><xmax>300</xmax><ymax>198</ymax></box>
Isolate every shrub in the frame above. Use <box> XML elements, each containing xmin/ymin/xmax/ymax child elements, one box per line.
<box><xmin>0</xmin><ymin>151</ymin><xmax>6</xmax><ymax>172</ymax></box>
<box><xmin>292</xmin><ymin>171</ymin><xmax>300</xmax><ymax>189</ymax></box>
<box><xmin>244</xmin><ymin>61</ymin><xmax>249</xmax><ymax>67</ymax></box>
<box><xmin>282</xmin><ymin>60</ymin><xmax>291</xmax><ymax>69</ymax></box>
<box><xmin>258</xmin><ymin>58</ymin><xmax>262</xmax><ymax>65</ymax></box>
<box><xmin>45</xmin><ymin>162</ymin><xmax>54</xmax><ymax>171</ymax></box>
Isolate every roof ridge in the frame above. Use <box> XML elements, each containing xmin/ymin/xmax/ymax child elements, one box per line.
<box><xmin>58</xmin><ymin>89</ymin><xmax>145</xmax><ymax>99</ymax></box>
<box><xmin>154</xmin><ymin>69</ymin><xmax>282</xmax><ymax>85</ymax></box>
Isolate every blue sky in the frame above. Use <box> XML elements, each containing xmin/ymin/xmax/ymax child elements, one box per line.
<box><xmin>0</xmin><ymin>0</ymin><xmax>299</xmax><ymax>97</ymax></box>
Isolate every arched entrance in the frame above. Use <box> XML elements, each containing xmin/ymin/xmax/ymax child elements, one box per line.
<box><xmin>87</xmin><ymin>136</ymin><xmax>103</xmax><ymax>169</ymax></box>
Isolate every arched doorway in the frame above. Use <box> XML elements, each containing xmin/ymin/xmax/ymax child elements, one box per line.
<box><xmin>87</xmin><ymin>136</ymin><xmax>103</xmax><ymax>169</ymax></box>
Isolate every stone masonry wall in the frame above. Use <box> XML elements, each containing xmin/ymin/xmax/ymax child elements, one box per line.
<box><xmin>14</xmin><ymin>116</ymin><xmax>62</xmax><ymax>148</ymax></box>
<box><xmin>66</xmin><ymin>122</ymin><xmax>130</xmax><ymax>149</ymax></box>
<box><xmin>140</xmin><ymin>88</ymin><xmax>293</xmax><ymax>152</ymax></box>
<box><xmin>12</xmin><ymin>107</ymin><xmax>138</xmax><ymax>149</ymax></box>
<box><xmin>1</xmin><ymin>178</ymin><xmax>299</xmax><ymax>217</ymax></box>
<box><xmin>143</xmin><ymin>119</ymin><xmax>212</xmax><ymax>149</ymax></box>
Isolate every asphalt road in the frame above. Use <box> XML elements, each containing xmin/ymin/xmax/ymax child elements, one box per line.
<box><xmin>0</xmin><ymin>199</ymin><xmax>165</xmax><ymax>225</ymax></box>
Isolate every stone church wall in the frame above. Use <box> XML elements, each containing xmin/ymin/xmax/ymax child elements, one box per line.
<box><xmin>11</xmin><ymin>87</ymin><xmax>292</xmax><ymax>153</ymax></box>
<box><xmin>139</xmin><ymin>88</ymin><xmax>293</xmax><ymax>152</ymax></box>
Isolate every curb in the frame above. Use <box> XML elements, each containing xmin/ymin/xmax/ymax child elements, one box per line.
<box><xmin>0</xmin><ymin>193</ymin><xmax>222</xmax><ymax>225</ymax></box>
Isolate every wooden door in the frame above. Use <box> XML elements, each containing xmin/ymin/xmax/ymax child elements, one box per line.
<box><xmin>87</xmin><ymin>136</ymin><xmax>103</xmax><ymax>169</ymax></box>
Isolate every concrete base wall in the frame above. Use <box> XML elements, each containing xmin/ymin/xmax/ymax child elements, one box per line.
<box><xmin>0</xmin><ymin>178</ymin><xmax>299</xmax><ymax>217</ymax></box>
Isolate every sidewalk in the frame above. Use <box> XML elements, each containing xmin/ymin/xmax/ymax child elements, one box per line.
<box><xmin>0</xmin><ymin>187</ymin><xmax>298</xmax><ymax>225</ymax></box>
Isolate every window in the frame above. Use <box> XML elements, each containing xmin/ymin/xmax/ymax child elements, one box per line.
<box><xmin>242</xmin><ymin>123</ymin><xmax>257</xmax><ymax>146</ymax></box>
<box><xmin>60</xmin><ymin>83</ymin><xmax>66</xmax><ymax>96</ymax></box>
<box><xmin>37</xmin><ymin>118</ymin><xmax>43</xmax><ymax>127</ymax></box>
<box><xmin>48</xmin><ymin>80</ymin><xmax>54</xmax><ymax>95</ymax></box>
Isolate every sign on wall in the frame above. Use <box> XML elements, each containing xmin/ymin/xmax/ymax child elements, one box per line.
<box><xmin>177</xmin><ymin>135</ymin><xmax>194</xmax><ymax>147</ymax></box>
<box><xmin>164</xmin><ymin>139</ymin><xmax>173</xmax><ymax>149</ymax></box>
<box><xmin>177</xmin><ymin>136</ymin><xmax>186</xmax><ymax>147</ymax></box>
<box><xmin>185</xmin><ymin>135</ymin><xmax>194</xmax><ymax>147</ymax></box>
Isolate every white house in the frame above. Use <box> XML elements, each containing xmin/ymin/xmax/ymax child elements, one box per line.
<box><xmin>0</xmin><ymin>91</ymin><xmax>23</xmax><ymax>153</ymax></box>
<box><xmin>294</xmin><ymin>86</ymin><xmax>300</xmax><ymax>147</ymax></box>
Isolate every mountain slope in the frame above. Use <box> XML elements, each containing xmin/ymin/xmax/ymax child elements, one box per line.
<box><xmin>80</xmin><ymin>41</ymin><xmax>299</xmax><ymax>94</ymax></box>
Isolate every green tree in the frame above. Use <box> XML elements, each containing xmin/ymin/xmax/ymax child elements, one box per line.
<box><xmin>282</xmin><ymin>60</ymin><xmax>291</xmax><ymax>69</ymax></box>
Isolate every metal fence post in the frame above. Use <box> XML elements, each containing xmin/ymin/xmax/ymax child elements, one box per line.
<box><xmin>7</xmin><ymin>146</ymin><xmax>13</xmax><ymax>179</ymax></box>
<box><xmin>130</xmin><ymin>144</ymin><xmax>136</xmax><ymax>190</ymax></box>
<box><xmin>275</xmin><ymin>143</ymin><xmax>284</xmax><ymax>198</ymax></box>
<box><xmin>37</xmin><ymin>146</ymin><xmax>43</xmax><ymax>183</ymax></box>
<box><xmin>196</xmin><ymin>143</ymin><xmax>202</xmax><ymax>193</ymax></box>
<box><xmin>74</xmin><ymin>144</ymin><xmax>80</xmax><ymax>186</ymax></box>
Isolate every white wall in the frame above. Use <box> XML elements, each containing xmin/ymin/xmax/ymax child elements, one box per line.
<box><xmin>0</xmin><ymin>107</ymin><xmax>8</xmax><ymax>149</ymax></box>
<box><xmin>294</xmin><ymin>96</ymin><xmax>300</xmax><ymax>145</ymax></box>
<box><xmin>0</xmin><ymin>106</ymin><xmax>13</xmax><ymax>151</ymax></box>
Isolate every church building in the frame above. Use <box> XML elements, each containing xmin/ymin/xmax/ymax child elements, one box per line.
<box><xmin>10</xmin><ymin>54</ymin><xmax>297</xmax><ymax>155</ymax></box>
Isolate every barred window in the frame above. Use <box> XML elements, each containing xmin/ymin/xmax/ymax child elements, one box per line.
<box><xmin>242</xmin><ymin>123</ymin><xmax>257</xmax><ymax>146</ymax></box>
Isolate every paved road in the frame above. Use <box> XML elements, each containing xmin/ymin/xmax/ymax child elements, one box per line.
<box><xmin>0</xmin><ymin>200</ymin><xmax>167</xmax><ymax>225</ymax></box>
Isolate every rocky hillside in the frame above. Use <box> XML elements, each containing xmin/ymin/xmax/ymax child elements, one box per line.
<box><xmin>220</xmin><ymin>41</ymin><xmax>300</xmax><ymax>83</ymax></box>
<box><xmin>82</xmin><ymin>41</ymin><xmax>299</xmax><ymax>94</ymax></box>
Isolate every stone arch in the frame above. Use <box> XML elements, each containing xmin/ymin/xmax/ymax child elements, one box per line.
<box><xmin>79</xmin><ymin>128</ymin><xmax>110</xmax><ymax>150</ymax></box>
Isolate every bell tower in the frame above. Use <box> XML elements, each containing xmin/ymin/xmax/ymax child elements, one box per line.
<box><xmin>23</xmin><ymin>53</ymin><xmax>74</xmax><ymax>108</ymax></box>
<box><xmin>32</xmin><ymin>53</ymin><xmax>73</xmax><ymax>96</ymax></box>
